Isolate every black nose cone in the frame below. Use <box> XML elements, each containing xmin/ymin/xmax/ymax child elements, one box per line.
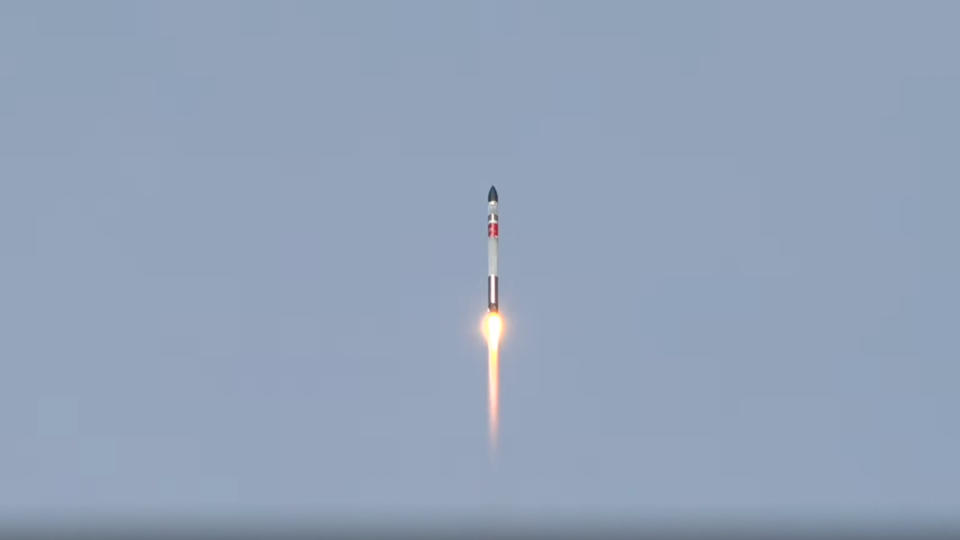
<box><xmin>488</xmin><ymin>185</ymin><xmax>498</xmax><ymax>202</ymax></box>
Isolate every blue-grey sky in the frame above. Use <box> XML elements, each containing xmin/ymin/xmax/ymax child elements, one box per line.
<box><xmin>1</xmin><ymin>0</ymin><xmax>958</xmax><ymax>520</ymax></box>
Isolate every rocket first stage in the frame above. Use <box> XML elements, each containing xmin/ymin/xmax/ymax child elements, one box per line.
<box><xmin>487</xmin><ymin>186</ymin><xmax>499</xmax><ymax>312</ymax></box>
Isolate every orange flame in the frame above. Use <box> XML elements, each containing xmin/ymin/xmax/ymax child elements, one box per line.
<box><xmin>484</xmin><ymin>313</ymin><xmax>503</xmax><ymax>453</ymax></box>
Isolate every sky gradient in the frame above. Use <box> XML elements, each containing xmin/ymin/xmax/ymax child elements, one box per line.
<box><xmin>1</xmin><ymin>1</ymin><xmax>958</xmax><ymax>521</ymax></box>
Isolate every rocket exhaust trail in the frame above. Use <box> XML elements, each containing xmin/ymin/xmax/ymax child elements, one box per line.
<box><xmin>488</xmin><ymin>334</ymin><xmax>499</xmax><ymax>452</ymax></box>
<box><xmin>485</xmin><ymin>186</ymin><xmax>502</xmax><ymax>453</ymax></box>
<box><xmin>485</xmin><ymin>313</ymin><xmax>502</xmax><ymax>453</ymax></box>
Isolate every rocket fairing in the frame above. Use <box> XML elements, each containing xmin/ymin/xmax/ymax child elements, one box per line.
<box><xmin>487</xmin><ymin>186</ymin><xmax>499</xmax><ymax>312</ymax></box>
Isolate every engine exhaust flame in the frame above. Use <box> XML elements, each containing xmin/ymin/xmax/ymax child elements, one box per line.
<box><xmin>484</xmin><ymin>313</ymin><xmax>503</xmax><ymax>453</ymax></box>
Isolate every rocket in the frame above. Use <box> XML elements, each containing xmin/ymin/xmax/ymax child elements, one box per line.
<box><xmin>487</xmin><ymin>185</ymin><xmax>499</xmax><ymax>312</ymax></box>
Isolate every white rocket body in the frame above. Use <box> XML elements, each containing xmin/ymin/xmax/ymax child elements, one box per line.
<box><xmin>487</xmin><ymin>187</ymin><xmax>499</xmax><ymax>312</ymax></box>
